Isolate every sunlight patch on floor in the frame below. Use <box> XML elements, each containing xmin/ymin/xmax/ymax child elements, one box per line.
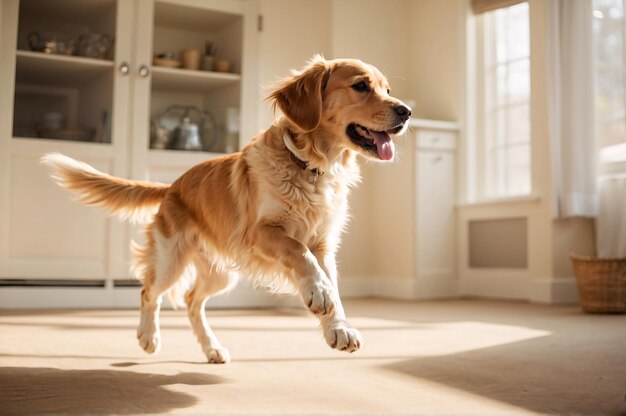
<box><xmin>352</xmin><ymin>318</ymin><xmax>552</xmax><ymax>357</ymax></box>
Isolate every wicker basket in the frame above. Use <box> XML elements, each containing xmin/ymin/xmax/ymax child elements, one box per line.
<box><xmin>570</xmin><ymin>254</ymin><xmax>626</xmax><ymax>314</ymax></box>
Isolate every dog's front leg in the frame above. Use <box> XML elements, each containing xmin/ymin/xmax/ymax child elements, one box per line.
<box><xmin>252</xmin><ymin>223</ymin><xmax>338</xmax><ymax>317</ymax></box>
<box><xmin>313</xmin><ymin>249</ymin><xmax>363</xmax><ymax>353</ymax></box>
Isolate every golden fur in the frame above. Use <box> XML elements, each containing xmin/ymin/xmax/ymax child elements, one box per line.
<box><xmin>42</xmin><ymin>56</ymin><xmax>411</xmax><ymax>363</ymax></box>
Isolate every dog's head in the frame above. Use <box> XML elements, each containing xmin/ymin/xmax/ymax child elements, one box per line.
<box><xmin>269</xmin><ymin>55</ymin><xmax>411</xmax><ymax>162</ymax></box>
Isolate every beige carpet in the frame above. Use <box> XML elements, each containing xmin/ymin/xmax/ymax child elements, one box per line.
<box><xmin>0</xmin><ymin>299</ymin><xmax>625</xmax><ymax>415</ymax></box>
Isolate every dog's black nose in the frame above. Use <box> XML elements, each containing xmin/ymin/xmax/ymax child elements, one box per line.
<box><xmin>394</xmin><ymin>105</ymin><xmax>412</xmax><ymax>118</ymax></box>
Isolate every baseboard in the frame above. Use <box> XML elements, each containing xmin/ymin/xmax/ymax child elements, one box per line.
<box><xmin>339</xmin><ymin>277</ymin><xmax>413</xmax><ymax>299</ymax></box>
<box><xmin>339</xmin><ymin>277</ymin><xmax>415</xmax><ymax>299</ymax></box>
<box><xmin>3</xmin><ymin>276</ymin><xmax>577</xmax><ymax>307</ymax></box>
<box><xmin>531</xmin><ymin>278</ymin><xmax>580</xmax><ymax>304</ymax></box>
<box><xmin>458</xmin><ymin>273</ymin><xmax>580</xmax><ymax>304</ymax></box>
<box><xmin>0</xmin><ymin>280</ymin><xmax>283</xmax><ymax>309</ymax></box>
<box><xmin>339</xmin><ymin>276</ymin><xmax>457</xmax><ymax>300</ymax></box>
<box><xmin>458</xmin><ymin>270</ymin><xmax>530</xmax><ymax>301</ymax></box>
<box><xmin>338</xmin><ymin>277</ymin><xmax>375</xmax><ymax>299</ymax></box>
<box><xmin>375</xmin><ymin>277</ymin><xmax>417</xmax><ymax>300</ymax></box>
<box><xmin>0</xmin><ymin>276</ymin><xmax>426</xmax><ymax>309</ymax></box>
<box><xmin>413</xmin><ymin>275</ymin><xmax>459</xmax><ymax>299</ymax></box>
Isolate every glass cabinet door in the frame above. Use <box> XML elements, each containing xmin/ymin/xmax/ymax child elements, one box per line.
<box><xmin>131</xmin><ymin>0</ymin><xmax>256</xmax><ymax>182</ymax></box>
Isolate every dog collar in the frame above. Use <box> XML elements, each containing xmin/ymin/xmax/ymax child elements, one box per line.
<box><xmin>283</xmin><ymin>130</ymin><xmax>324</xmax><ymax>177</ymax></box>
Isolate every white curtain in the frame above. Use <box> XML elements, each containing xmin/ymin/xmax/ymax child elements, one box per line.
<box><xmin>547</xmin><ymin>0</ymin><xmax>598</xmax><ymax>218</ymax></box>
<box><xmin>597</xmin><ymin>176</ymin><xmax>626</xmax><ymax>257</ymax></box>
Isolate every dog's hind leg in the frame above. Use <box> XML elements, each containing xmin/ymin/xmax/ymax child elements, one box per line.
<box><xmin>136</xmin><ymin>226</ymin><xmax>193</xmax><ymax>354</ymax></box>
<box><xmin>185</xmin><ymin>251</ymin><xmax>238</xmax><ymax>363</ymax></box>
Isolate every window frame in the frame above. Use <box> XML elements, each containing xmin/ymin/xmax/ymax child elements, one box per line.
<box><xmin>475</xmin><ymin>2</ymin><xmax>532</xmax><ymax>199</ymax></box>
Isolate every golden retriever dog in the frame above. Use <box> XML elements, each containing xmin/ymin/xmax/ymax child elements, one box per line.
<box><xmin>42</xmin><ymin>55</ymin><xmax>411</xmax><ymax>363</ymax></box>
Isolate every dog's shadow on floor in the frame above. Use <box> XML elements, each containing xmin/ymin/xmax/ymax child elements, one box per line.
<box><xmin>111</xmin><ymin>360</ymin><xmax>203</xmax><ymax>368</ymax></box>
<box><xmin>0</xmin><ymin>366</ymin><xmax>225</xmax><ymax>415</ymax></box>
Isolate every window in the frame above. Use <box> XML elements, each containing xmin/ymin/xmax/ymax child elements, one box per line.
<box><xmin>593</xmin><ymin>0</ymin><xmax>626</xmax><ymax>162</ymax></box>
<box><xmin>477</xmin><ymin>2</ymin><xmax>531</xmax><ymax>198</ymax></box>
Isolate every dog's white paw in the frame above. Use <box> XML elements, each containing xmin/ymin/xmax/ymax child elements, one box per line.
<box><xmin>137</xmin><ymin>327</ymin><xmax>161</xmax><ymax>354</ymax></box>
<box><xmin>300</xmin><ymin>280</ymin><xmax>336</xmax><ymax>316</ymax></box>
<box><xmin>205</xmin><ymin>347</ymin><xmax>230</xmax><ymax>364</ymax></box>
<box><xmin>325</xmin><ymin>322</ymin><xmax>363</xmax><ymax>353</ymax></box>
<box><xmin>137</xmin><ymin>312</ymin><xmax>161</xmax><ymax>354</ymax></box>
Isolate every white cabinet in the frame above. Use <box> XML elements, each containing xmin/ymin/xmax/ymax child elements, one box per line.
<box><xmin>0</xmin><ymin>0</ymin><xmax>259</xmax><ymax>287</ymax></box>
<box><xmin>412</xmin><ymin>119</ymin><xmax>458</xmax><ymax>299</ymax></box>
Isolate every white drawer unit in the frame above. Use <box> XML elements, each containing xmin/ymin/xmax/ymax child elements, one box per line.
<box><xmin>410</xmin><ymin>118</ymin><xmax>459</xmax><ymax>299</ymax></box>
<box><xmin>416</xmin><ymin>129</ymin><xmax>457</xmax><ymax>150</ymax></box>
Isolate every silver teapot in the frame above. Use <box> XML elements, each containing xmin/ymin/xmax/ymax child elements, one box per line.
<box><xmin>171</xmin><ymin>117</ymin><xmax>202</xmax><ymax>151</ymax></box>
<box><xmin>150</xmin><ymin>105</ymin><xmax>217</xmax><ymax>151</ymax></box>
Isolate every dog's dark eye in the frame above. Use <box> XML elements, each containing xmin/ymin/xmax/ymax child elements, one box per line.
<box><xmin>351</xmin><ymin>81</ymin><xmax>370</xmax><ymax>93</ymax></box>
<box><xmin>387</xmin><ymin>88</ymin><xmax>391</xmax><ymax>94</ymax></box>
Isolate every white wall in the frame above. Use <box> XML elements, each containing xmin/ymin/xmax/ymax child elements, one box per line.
<box><xmin>409</xmin><ymin>0</ymin><xmax>463</xmax><ymax>121</ymax></box>
<box><xmin>330</xmin><ymin>0</ymin><xmax>411</xmax><ymax>99</ymax></box>
<box><xmin>257</xmin><ymin>0</ymin><xmax>332</xmax><ymax>130</ymax></box>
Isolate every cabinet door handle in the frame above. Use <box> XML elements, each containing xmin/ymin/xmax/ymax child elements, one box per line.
<box><xmin>138</xmin><ymin>65</ymin><xmax>150</xmax><ymax>78</ymax></box>
<box><xmin>118</xmin><ymin>62</ymin><xmax>130</xmax><ymax>75</ymax></box>
<box><xmin>433</xmin><ymin>155</ymin><xmax>443</xmax><ymax>163</ymax></box>
<box><xmin>432</xmin><ymin>136</ymin><xmax>440</xmax><ymax>143</ymax></box>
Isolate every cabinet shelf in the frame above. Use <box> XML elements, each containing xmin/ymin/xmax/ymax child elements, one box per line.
<box><xmin>15</xmin><ymin>50</ymin><xmax>113</xmax><ymax>87</ymax></box>
<box><xmin>151</xmin><ymin>66</ymin><xmax>240</xmax><ymax>93</ymax></box>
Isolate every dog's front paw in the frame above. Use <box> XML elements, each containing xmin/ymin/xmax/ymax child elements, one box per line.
<box><xmin>301</xmin><ymin>279</ymin><xmax>336</xmax><ymax>316</ymax></box>
<box><xmin>204</xmin><ymin>346</ymin><xmax>230</xmax><ymax>364</ymax></box>
<box><xmin>137</xmin><ymin>327</ymin><xmax>161</xmax><ymax>354</ymax></box>
<box><xmin>325</xmin><ymin>322</ymin><xmax>363</xmax><ymax>353</ymax></box>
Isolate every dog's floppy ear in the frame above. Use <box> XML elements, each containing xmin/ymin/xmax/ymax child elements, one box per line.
<box><xmin>269</xmin><ymin>55</ymin><xmax>331</xmax><ymax>133</ymax></box>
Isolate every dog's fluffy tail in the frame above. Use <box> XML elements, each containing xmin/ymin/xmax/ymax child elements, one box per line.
<box><xmin>41</xmin><ymin>153</ymin><xmax>170</xmax><ymax>223</ymax></box>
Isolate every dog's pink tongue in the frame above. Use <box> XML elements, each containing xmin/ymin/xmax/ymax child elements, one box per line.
<box><xmin>370</xmin><ymin>131</ymin><xmax>394</xmax><ymax>161</ymax></box>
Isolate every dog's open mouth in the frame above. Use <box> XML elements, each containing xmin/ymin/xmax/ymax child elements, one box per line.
<box><xmin>347</xmin><ymin>123</ymin><xmax>400</xmax><ymax>161</ymax></box>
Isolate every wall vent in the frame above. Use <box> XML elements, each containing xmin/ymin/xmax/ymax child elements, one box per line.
<box><xmin>469</xmin><ymin>217</ymin><xmax>528</xmax><ymax>268</ymax></box>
